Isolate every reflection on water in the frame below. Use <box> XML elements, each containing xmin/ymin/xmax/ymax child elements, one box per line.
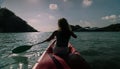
<box><xmin>10</xmin><ymin>55</ymin><xmax>28</xmax><ymax>69</ymax></box>
<box><xmin>0</xmin><ymin>55</ymin><xmax>29</xmax><ymax>69</ymax></box>
<box><xmin>0</xmin><ymin>32</ymin><xmax>48</xmax><ymax>69</ymax></box>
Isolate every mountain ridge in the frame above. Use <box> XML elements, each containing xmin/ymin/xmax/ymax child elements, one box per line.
<box><xmin>0</xmin><ymin>8</ymin><xmax>38</xmax><ymax>33</ymax></box>
<box><xmin>71</xmin><ymin>23</ymin><xmax>120</xmax><ymax>32</ymax></box>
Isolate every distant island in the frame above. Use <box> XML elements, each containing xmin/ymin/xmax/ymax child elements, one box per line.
<box><xmin>0</xmin><ymin>8</ymin><xmax>38</xmax><ymax>33</ymax></box>
<box><xmin>71</xmin><ymin>23</ymin><xmax>120</xmax><ymax>32</ymax></box>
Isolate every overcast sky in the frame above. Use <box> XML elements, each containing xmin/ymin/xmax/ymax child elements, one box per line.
<box><xmin>1</xmin><ymin>0</ymin><xmax>120</xmax><ymax>31</ymax></box>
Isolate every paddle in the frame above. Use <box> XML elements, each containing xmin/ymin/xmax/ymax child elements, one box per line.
<box><xmin>12</xmin><ymin>42</ymin><xmax>43</xmax><ymax>53</ymax></box>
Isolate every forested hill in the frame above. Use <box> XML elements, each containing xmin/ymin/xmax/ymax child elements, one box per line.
<box><xmin>71</xmin><ymin>23</ymin><xmax>120</xmax><ymax>32</ymax></box>
<box><xmin>0</xmin><ymin>8</ymin><xmax>38</xmax><ymax>33</ymax></box>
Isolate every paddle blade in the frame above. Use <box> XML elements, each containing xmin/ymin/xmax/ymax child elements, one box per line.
<box><xmin>12</xmin><ymin>45</ymin><xmax>32</xmax><ymax>53</ymax></box>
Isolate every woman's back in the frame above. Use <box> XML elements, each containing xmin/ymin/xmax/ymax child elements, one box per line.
<box><xmin>55</xmin><ymin>31</ymin><xmax>71</xmax><ymax>47</ymax></box>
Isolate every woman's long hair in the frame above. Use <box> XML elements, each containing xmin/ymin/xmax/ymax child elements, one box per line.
<box><xmin>58</xmin><ymin>18</ymin><xmax>71</xmax><ymax>31</ymax></box>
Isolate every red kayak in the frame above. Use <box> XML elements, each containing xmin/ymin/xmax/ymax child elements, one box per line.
<box><xmin>32</xmin><ymin>41</ymin><xmax>91</xmax><ymax>69</ymax></box>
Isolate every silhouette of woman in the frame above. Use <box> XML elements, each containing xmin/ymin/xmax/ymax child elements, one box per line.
<box><xmin>41</xmin><ymin>18</ymin><xmax>77</xmax><ymax>58</ymax></box>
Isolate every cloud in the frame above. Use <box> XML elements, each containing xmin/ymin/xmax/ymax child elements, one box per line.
<box><xmin>49</xmin><ymin>15</ymin><xmax>55</xmax><ymax>20</ymax></box>
<box><xmin>80</xmin><ymin>20</ymin><xmax>92</xmax><ymax>27</ymax></box>
<box><xmin>102</xmin><ymin>15</ymin><xmax>117</xmax><ymax>20</ymax></box>
<box><xmin>37</xmin><ymin>13</ymin><xmax>56</xmax><ymax>20</ymax></box>
<box><xmin>101</xmin><ymin>15</ymin><xmax>120</xmax><ymax>22</ymax></box>
<box><xmin>49</xmin><ymin>4</ymin><xmax>58</xmax><ymax>10</ymax></box>
<box><xmin>27</xmin><ymin>13</ymin><xmax>57</xmax><ymax>31</ymax></box>
<box><xmin>27</xmin><ymin>13</ymin><xmax>56</xmax><ymax>24</ymax></box>
<box><xmin>28</xmin><ymin>19</ymin><xmax>39</xmax><ymax>23</ymax></box>
<box><xmin>82</xmin><ymin>0</ymin><xmax>93</xmax><ymax>7</ymax></box>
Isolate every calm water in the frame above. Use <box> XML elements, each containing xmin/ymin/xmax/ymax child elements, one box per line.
<box><xmin>0</xmin><ymin>32</ymin><xmax>120</xmax><ymax>69</ymax></box>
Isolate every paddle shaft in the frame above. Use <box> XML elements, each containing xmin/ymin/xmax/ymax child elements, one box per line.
<box><xmin>30</xmin><ymin>42</ymin><xmax>42</xmax><ymax>46</ymax></box>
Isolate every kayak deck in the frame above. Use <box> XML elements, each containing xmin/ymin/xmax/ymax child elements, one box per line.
<box><xmin>32</xmin><ymin>41</ymin><xmax>91</xmax><ymax>69</ymax></box>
